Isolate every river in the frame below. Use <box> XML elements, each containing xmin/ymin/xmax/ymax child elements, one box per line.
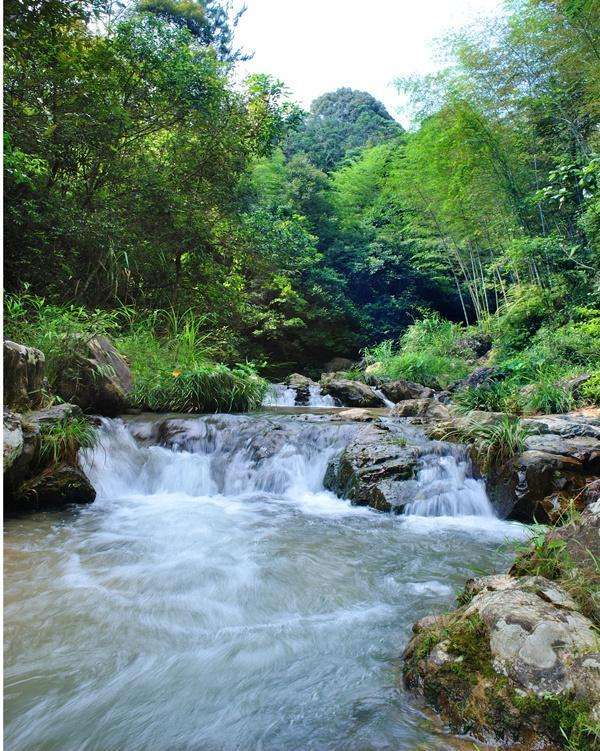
<box><xmin>4</xmin><ymin>409</ymin><xmax>528</xmax><ymax>751</ymax></box>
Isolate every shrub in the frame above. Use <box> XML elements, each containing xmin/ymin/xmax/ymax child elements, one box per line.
<box><xmin>454</xmin><ymin>380</ymin><xmax>521</xmax><ymax>413</ymax></box>
<box><xmin>4</xmin><ymin>291</ymin><xmax>120</xmax><ymax>389</ymax></box>
<box><xmin>363</xmin><ymin>315</ymin><xmax>473</xmax><ymax>388</ymax></box>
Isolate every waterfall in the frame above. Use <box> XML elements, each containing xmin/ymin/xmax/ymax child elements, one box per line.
<box><xmin>307</xmin><ymin>384</ymin><xmax>336</xmax><ymax>407</ymax></box>
<box><xmin>262</xmin><ymin>383</ymin><xmax>337</xmax><ymax>407</ymax></box>
<box><xmin>80</xmin><ymin>416</ymin><xmax>354</xmax><ymax>509</ymax></box>
<box><xmin>402</xmin><ymin>444</ymin><xmax>494</xmax><ymax>517</ymax></box>
<box><xmin>81</xmin><ymin>416</ymin><xmax>495</xmax><ymax>520</ymax></box>
<box><xmin>372</xmin><ymin>388</ymin><xmax>395</xmax><ymax>408</ymax></box>
<box><xmin>262</xmin><ymin>383</ymin><xmax>296</xmax><ymax>406</ymax></box>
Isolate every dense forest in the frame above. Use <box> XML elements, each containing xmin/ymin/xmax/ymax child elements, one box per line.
<box><xmin>4</xmin><ymin>0</ymin><xmax>600</xmax><ymax>407</ymax></box>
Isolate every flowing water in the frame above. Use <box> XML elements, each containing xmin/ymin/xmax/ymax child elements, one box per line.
<box><xmin>4</xmin><ymin>410</ymin><xmax>528</xmax><ymax>751</ymax></box>
<box><xmin>262</xmin><ymin>383</ymin><xmax>336</xmax><ymax>407</ymax></box>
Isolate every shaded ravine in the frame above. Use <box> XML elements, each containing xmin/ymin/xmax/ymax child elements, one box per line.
<box><xmin>4</xmin><ymin>410</ymin><xmax>528</xmax><ymax>751</ymax></box>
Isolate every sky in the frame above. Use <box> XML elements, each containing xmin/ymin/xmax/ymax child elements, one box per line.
<box><xmin>235</xmin><ymin>0</ymin><xmax>503</xmax><ymax>126</ymax></box>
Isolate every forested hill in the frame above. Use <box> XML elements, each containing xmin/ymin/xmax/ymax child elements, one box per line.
<box><xmin>284</xmin><ymin>88</ymin><xmax>403</xmax><ymax>171</ymax></box>
<box><xmin>4</xmin><ymin>0</ymin><xmax>600</xmax><ymax>394</ymax></box>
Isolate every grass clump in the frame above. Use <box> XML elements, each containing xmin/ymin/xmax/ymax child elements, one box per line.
<box><xmin>4</xmin><ymin>290</ymin><xmax>120</xmax><ymax>392</ymax></box>
<box><xmin>441</xmin><ymin>416</ymin><xmax>531</xmax><ymax>472</ymax></box>
<box><xmin>30</xmin><ymin>416</ymin><xmax>98</xmax><ymax>469</ymax></box>
<box><xmin>130</xmin><ymin>363</ymin><xmax>267</xmax><ymax>413</ymax></box>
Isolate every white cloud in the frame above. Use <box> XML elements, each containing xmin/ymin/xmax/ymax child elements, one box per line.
<box><xmin>235</xmin><ymin>0</ymin><xmax>503</xmax><ymax>125</ymax></box>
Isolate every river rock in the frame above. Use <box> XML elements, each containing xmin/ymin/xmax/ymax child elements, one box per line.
<box><xmin>391</xmin><ymin>398</ymin><xmax>450</xmax><ymax>422</ymax></box>
<box><xmin>337</xmin><ymin>408</ymin><xmax>374</xmax><ymax>422</ymax></box>
<box><xmin>4</xmin><ymin>403</ymin><xmax>96</xmax><ymax>515</ymax></box>
<box><xmin>285</xmin><ymin>373</ymin><xmax>317</xmax><ymax>405</ymax></box>
<box><xmin>320</xmin><ymin>378</ymin><xmax>386</xmax><ymax>408</ymax></box>
<box><xmin>323</xmin><ymin>357</ymin><xmax>355</xmax><ymax>373</ymax></box>
<box><xmin>324</xmin><ymin>424</ymin><xmax>419</xmax><ymax>511</ymax></box>
<box><xmin>4</xmin><ymin>340</ymin><xmax>46</xmax><ymax>409</ymax></box>
<box><xmin>403</xmin><ymin>565</ymin><xmax>600</xmax><ymax>747</ymax></box>
<box><xmin>380</xmin><ymin>379</ymin><xmax>434</xmax><ymax>402</ymax></box>
<box><xmin>14</xmin><ymin>464</ymin><xmax>96</xmax><ymax>511</ymax></box>
<box><xmin>489</xmin><ymin>432</ymin><xmax>600</xmax><ymax>521</ymax></box>
<box><xmin>56</xmin><ymin>335</ymin><xmax>132</xmax><ymax>415</ymax></box>
<box><xmin>3</xmin><ymin>412</ymin><xmax>23</xmax><ymax>471</ymax></box>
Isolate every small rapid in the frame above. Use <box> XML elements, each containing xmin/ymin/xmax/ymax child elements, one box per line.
<box><xmin>4</xmin><ymin>411</ymin><xmax>528</xmax><ymax>751</ymax></box>
<box><xmin>262</xmin><ymin>382</ymin><xmax>337</xmax><ymax>407</ymax></box>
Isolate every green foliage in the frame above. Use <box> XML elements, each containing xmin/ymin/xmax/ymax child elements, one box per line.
<box><xmin>285</xmin><ymin>88</ymin><xmax>402</xmax><ymax>171</ymax></box>
<box><xmin>580</xmin><ymin>371</ymin><xmax>600</xmax><ymax>405</ymax></box>
<box><xmin>4</xmin><ymin>291</ymin><xmax>120</xmax><ymax>389</ymax></box>
<box><xmin>363</xmin><ymin>315</ymin><xmax>474</xmax><ymax>387</ymax></box>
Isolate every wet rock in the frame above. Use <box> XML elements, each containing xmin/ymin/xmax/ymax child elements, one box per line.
<box><xmin>320</xmin><ymin>378</ymin><xmax>386</xmax><ymax>408</ymax></box>
<box><xmin>403</xmin><ymin>561</ymin><xmax>600</xmax><ymax>747</ymax></box>
<box><xmin>15</xmin><ymin>464</ymin><xmax>96</xmax><ymax>510</ymax></box>
<box><xmin>489</xmin><ymin>432</ymin><xmax>600</xmax><ymax>522</ymax></box>
<box><xmin>3</xmin><ymin>412</ymin><xmax>23</xmax><ymax>472</ymax></box>
<box><xmin>337</xmin><ymin>408</ymin><xmax>375</xmax><ymax>422</ymax></box>
<box><xmin>285</xmin><ymin>373</ymin><xmax>317</xmax><ymax>405</ymax></box>
<box><xmin>56</xmin><ymin>335</ymin><xmax>131</xmax><ymax>416</ymax></box>
<box><xmin>379</xmin><ymin>379</ymin><xmax>434</xmax><ymax>402</ymax></box>
<box><xmin>391</xmin><ymin>399</ymin><xmax>450</xmax><ymax>422</ymax></box>
<box><xmin>324</xmin><ymin>424</ymin><xmax>419</xmax><ymax>511</ymax></box>
<box><xmin>4</xmin><ymin>340</ymin><xmax>46</xmax><ymax>409</ymax></box>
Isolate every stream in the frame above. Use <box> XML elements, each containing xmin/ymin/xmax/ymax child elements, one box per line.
<box><xmin>4</xmin><ymin>408</ymin><xmax>529</xmax><ymax>751</ymax></box>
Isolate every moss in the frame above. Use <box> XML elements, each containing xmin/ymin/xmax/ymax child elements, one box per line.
<box><xmin>404</xmin><ymin>607</ymin><xmax>600</xmax><ymax>748</ymax></box>
<box><xmin>512</xmin><ymin>692</ymin><xmax>599</xmax><ymax>750</ymax></box>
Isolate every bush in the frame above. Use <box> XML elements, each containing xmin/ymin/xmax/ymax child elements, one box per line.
<box><xmin>4</xmin><ymin>291</ymin><xmax>120</xmax><ymax>389</ymax></box>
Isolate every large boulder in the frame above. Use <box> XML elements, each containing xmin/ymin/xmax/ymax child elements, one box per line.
<box><xmin>4</xmin><ymin>340</ymin><xmax>45</xmax><ymax>409</ymax></box>
<box><xmin>380</xmin><ymin>379</ymin><xmax>433</xmax><ymax>402</ymax></box>
<box><xmin>56</xmin><ymin>335</ymin><xmax>132</xmax><ymax>415</ymax></box>
<box><xmin>320</xmin><ymin>378</ymin><xmax>386</xmax><ymax>408</ymax></box>
<box><xmin>489</xmin><ymin>432</ymin><xmax>600</xmax><ymax>521</ymax></box>
<box><xmin>324</xmin><ymin>423</ymin><xmax>419</xmax><ymax>511</ymax></box>
<box><xmin>403</xmin><ymin>566</ymin><xmax>600</xmax><ymax>747</ymax></box>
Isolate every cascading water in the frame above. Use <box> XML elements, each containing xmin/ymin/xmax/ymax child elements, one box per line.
<box><xmin>262</xmin><ymin>382</ymin><xmax>296</xmax><ymax>406</ymax></box>
<box><xmin>372</xmin><ymin>387</ymin><xmax>395</xmax><ymax>408</ymax></box>
<box><xmin>262</xmin><ymin>382</ymin><xmax>337</xmax><ymax>407</ymax></box>
<box><xmin>4</xmin><ymin>411</ymin><xmax>528</xmax><ymax>751</ymax></box>
<box><xmin>307</xmin><ymin>384</ymin><xmax>336</xmax><ymax>406</ymax></box>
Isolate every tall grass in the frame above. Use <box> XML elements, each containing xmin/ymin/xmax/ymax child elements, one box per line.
<box><xmin>441</xmin><ymin>416</ymin><xmax>531</xmax><ymax>472</ymax></box>
<box><xmin>4</xmin><ymin>290</ymin><xmax>120</xmax><ymax>388</ymax></box>
<box><xmin>4</xmin><ymin>293</ymin><xmax>267</xmax><ymax>414</ymax></box>
<box><xmin>363</xmin><ymin>314</ymin><xmax>473</xmax><ymax>388</ymax></box>
<box><xmin>36</xmin><ymin>417</ymin><xmax>98</xmax><ymax>467</ymax></box>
